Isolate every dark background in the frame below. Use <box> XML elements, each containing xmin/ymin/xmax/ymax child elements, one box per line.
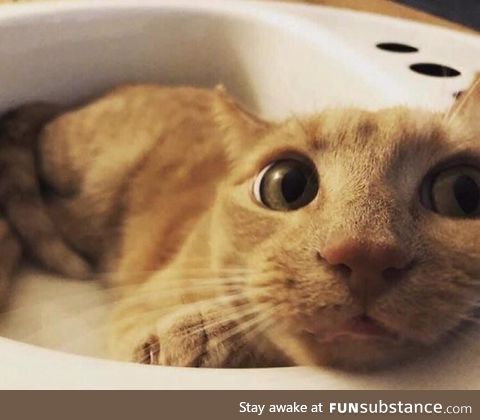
<box><xmin>395</xmin><ymin>0</ymin><xmax>480</xmax><ymax>30</ymax></box>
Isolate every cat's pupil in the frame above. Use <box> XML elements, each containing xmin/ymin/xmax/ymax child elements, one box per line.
<box><xmin>281</xmin><ymin>169</ymin><xmax>307</xmax><ymax>203</ymax></box>
<box><xmin>454</xmin><ymin>175</ymin><xmax>480</xmax><ymax>214</ymax></box>
<box><xmin>422</xmin><ymin>165</ymin><xmax>480</xmax><ymax>218</ymax></box>
<box><xmin>254</xmin><ymin>157</ymin><xmax>319</xmax><ymax>211</ymax></box>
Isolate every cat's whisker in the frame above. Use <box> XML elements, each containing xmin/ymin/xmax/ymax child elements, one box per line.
<box><xmin>0</xmin><ymin>288</ymin><xmax>201</xmax><ymax>317</ymax></box>
<box><xmin>207</xmin><ymin>305</ymin><xmax>278</xmax><ymax>349</ymax></box>
<box><xmin>115</xmin><ymin>287</ymin><xmax>257</xmax><ymax>313</ymax></box>
<box><xmin>231</xmin><ymin>313</ymin><xmax>280</xmax><ymax>356</ymax></box>
<box><xmin>162</xmin><ymin>312</ymin><xmax>279</xmax><ymax>367</ymax></box>
<box><xmin>107</xmin><ymin>272</ymin><xmax>282</xmax><ymax>305</ymax></box>
<box><xmin>226</xmin><ymin>306</ymin><xmax>280</xmax><ymax>346</ymax></box>
<box><xmin>117</xmin><ymin>282</ymin><xmax>246</xmax><ymax>301</ymax></box>
<box><xmin>12</xmin><ymin>269</ymin><xmax>254</xmax><ymax>299</ymax></box>
<box><xmin>150</xmin><ymin>305</ymin><xmax>278</xmax><ymax>367</ymax></box>
<box><xmin>118</xmin><ymin>295</ymin><xmax>264</xmax><ymax>343</ymax></box>
<box><xmin>97</xmin><ymin>264</ymin><xmax>258</xmax><ymax>275</ymax></box>
<box><xmin>107</xmin><ymin>271</ymin><xmax>264</xmax><ymax>288</ymax></box>
<box><xmin>200</xmin><ymin>315</ymin><xmax>279</xmax><ymax>366</ymax></box>
<box><xmin>173</xmin><ymin>302</ymin><xmax>267</xmax><ymax>340</ymax></box>
<box><xmin>3</xmin><ymin>288</ymin><xmax>261</xmax><ymax>348</ymax></box>
<box><xmin>165</xmin><ymin>294</ymin><xmax>263</xmax><ymax>322</ymax></box>
<box><xmin>98</xmin><ymin>265</ymin><xmax>259</xmax><ymax>278</ymax></box>
<box><xmin>112</xmin><ymin>292</ymin><xmax>264</xmax><ymax>329</ymax></box>
<box><xmin>445</xmin><ymin>75</ymin><xmax>480</xmax><ymax>124</ymax></box>
<box><xmin>102</xmin><ymin>273</ymin><xmax>251</xmax><ymax>287</ymax></box>
<box><xmin>1</xmin><ymin>276</ymin><xmax>256</xmax><ymax>315</ymax></box>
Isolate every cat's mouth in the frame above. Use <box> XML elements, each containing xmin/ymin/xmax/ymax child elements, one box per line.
<box><xmin>337</xmin><ymin>315</ymin><xmax>399</xmax><ymax>339</ymax></box>
<box><xmin>307</xmin><ymin>315</ymin><xmax>400</xmax><ymax>343</ymax></box>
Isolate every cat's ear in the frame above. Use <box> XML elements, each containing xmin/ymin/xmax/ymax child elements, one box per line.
<box><xmin>447</xmin><ymin>74</ymin><xmax>480</xmax><ymax>131</ymax></box>
<box><xmin>213</xmin><ymin>85</ymin><xmax>271</xmax><ymax>159</ymax></box>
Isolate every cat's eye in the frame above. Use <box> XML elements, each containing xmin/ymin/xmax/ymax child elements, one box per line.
<box><xmin>422</xmin><ymin>165</ymin><xmax>480</xmax><ymax>218</ymax></box>
<box><xmin>253</xmin><ymin>157</ymin><xmax>319</xmax><ymax>211</ymax></box>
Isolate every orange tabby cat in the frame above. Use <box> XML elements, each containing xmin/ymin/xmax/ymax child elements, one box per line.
<box><xmin>0</xmin><ymin>80</ymin><xmax>479</xmax><ymax>369</ymax></box>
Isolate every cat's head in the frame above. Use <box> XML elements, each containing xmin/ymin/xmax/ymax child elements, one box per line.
<box><xmin>209</xmin><ymin>81</ymin><xmax>480</xmax><ymax>369</ymax></box>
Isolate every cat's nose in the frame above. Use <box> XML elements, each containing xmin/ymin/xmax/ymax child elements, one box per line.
<box><xmin>319</xmin><ymin>239</ymin><xmax>412</xmax><ymax>305</ymax></box>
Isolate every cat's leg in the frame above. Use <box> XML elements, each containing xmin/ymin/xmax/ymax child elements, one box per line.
<box><xmin>118</xmin><ymin>307</ymin><xmax>290</xmax><ymax>368</ymax></box>
<box><xmin>110</xmin><ymin>303</ymin><xmax>239</xmax><ymax>367</ymax></box>
<box><xmin>132</xmin><ymin>314</ymin><xmax>291</xmax><ymax>368</ymax></box>
<box><xmin>0</xmin><ymin>103</ymin><xmax>91</xmax><ymax>278</ymax></box>
<box><xmin>0</xmin><ymin>217</ymin><xmax>22</xmax><ymax>307</ymax></box>
<box><xmin>132</xmin><ymin>310</ymin><xmax>242</xmax><ymax>367</ymax></box>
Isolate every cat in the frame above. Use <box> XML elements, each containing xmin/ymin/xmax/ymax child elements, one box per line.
<box><xmin>0</xmin><ymin>79</ymin><xmax>479</xmax><ymax>370</ymax></box>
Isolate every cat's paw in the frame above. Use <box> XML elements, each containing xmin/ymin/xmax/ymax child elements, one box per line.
<box><xmin>134</xmin><ymin>334</ymin><xmax>161</xmax><ymax>365</ymax></box>
<box><xmin>126</xmin><ymin>302</ymin><xmax>280</xmax><ymax>368</ymax></box>
<box><xmin>133</xmin><ymin>314</ymin><xmax>210</xmax><ymax>367</ymax></box>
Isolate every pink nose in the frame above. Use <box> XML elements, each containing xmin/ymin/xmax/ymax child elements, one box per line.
<box><xmin>320</xmin><ymin>239</ymin><xmax>412</xmax><ymax>305</ymax></box>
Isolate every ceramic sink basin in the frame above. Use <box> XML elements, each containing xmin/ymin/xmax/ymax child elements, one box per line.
<box><xmin>0</xmin><ymin>0</ymin><xmax>479</xmax><ymax>389</ymax></box>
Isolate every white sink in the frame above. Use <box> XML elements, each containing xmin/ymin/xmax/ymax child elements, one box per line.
<box><xmin>0</xmin><ymin>0</ymin><xmax>479</xmax><ymax>389</ymax></box>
